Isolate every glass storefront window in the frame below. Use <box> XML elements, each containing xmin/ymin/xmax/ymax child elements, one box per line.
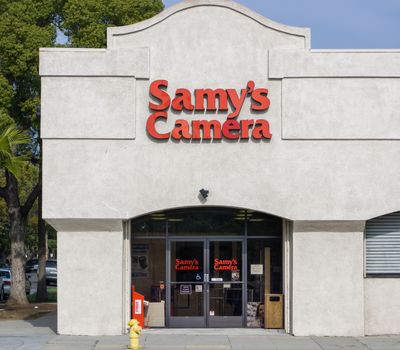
<box><xmin>247</xmin><ymin>213</ymin><xmax>282</xmax><ymax>236</ymax></box>
<box><xmin>209</xmin><ymin>283</ymin><xmax>242</xmax><ymax>316</ymax></box>
<box><xmin>170</xmin><ymin>241</ymin><xmax>206</xmax><ymax>318</ymax></box>
<box><xmin>132</xmin><ymin>207</ymin><xmax>283</xmax><ymax>237</ymax></box>
<box><xmin>170</xmin><ymin>283</ymin><xmax>204</xmax><ymax>317</ymax></box>
<box><xmin>209</xmin><ymin>240</ymin><xmax>242</xmax><ymax>282</ymax></box>
<box><xmin>247</xmin><ymin>238</ymin><xmax>282</xmax><ymax>302</ymax></box>
<box><xmin>246</xmin><ymin>238</ymin><xmax>282</xmax><ymax>328</ymax></box>
<box><xmin>167</xmin><ymin>207</ymin><xmax>244</xmax><ymax>235</ymax></box>
<box><xmin>171</xmin><ymin>241</ymin><xmax>204</xmax><ymax>283</ymax></box>
<box><xmin>131</xmin><ymin>216</ymin><xmax>166</xmax><ymax>237</ymax></box>
<box><xmin>131</xmin><ymin>239</ymin><xmax>166</xmax><ymax>302</ymax></box>
<box><xmin>131</xmin><ymin>206</ymin><xmax>284</xmax><ymax>328</ymax></box>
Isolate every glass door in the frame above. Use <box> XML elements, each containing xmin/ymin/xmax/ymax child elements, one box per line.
<box><xmin>167</xmin><ymin>238</ymin><xmax>244</xmax><ymax>328</ymax></box>
<box><xmin>168</xmin><ymin>240</ymin><xmax>206</xmax><ymax>327</ymax></box>
<box><xmin>207</xmin><ymin>239</ymin><xmax>244</xmax><ymax>327</ymax></box>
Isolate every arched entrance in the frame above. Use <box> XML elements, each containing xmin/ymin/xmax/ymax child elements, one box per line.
<box><xmin>130</xmin><ymin>207</ymin><xmax>284</xmax><ymax>328</ymax></box>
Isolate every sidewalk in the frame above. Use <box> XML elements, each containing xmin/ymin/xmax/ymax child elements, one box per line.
<box><xmin>1</xmin><ymin>312</ymin><xmax>400</xmax><ymax>350</ymax></box>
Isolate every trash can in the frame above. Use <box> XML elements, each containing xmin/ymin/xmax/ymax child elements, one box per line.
<box><xmin>264</xmin><ymin>294</ymin><xmax>283</xmax><ymax>329</ymax></box>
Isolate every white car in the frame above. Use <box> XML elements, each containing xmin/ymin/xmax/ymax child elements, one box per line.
<box><xmin>44</xmin><ymin>260</ymin><xmax>57</xmax><ymax>286</ymax></box>
<box><xmin>25</xmin><ymin>259</ymin><xmax>57</xmax><ymax>285</ymax></box>
<box><xmin>0</xmin><ymin>268</ymin><xmax>31</xmax><ymax>297</ymax></box>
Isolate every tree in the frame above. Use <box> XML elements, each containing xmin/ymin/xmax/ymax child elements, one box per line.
<box><xmin>0</xmin><ymin>0</ymin><xmax>164</xmax><ymax>304</ymax></box>
<box><xmin>0</xmin><ymin>162</ymin><xmax>39</xmax><ymax>266</ymax></box>
<box><xmin>0</xmin><ymin>0</ymin><xmax>56</xmax><ymax>305</ymax></box>
<box><xmin>0</xmin><ymin>119</ymin><xmax>36</xmax><ymax>304</ymax></box>
<box><xmin>61</xmin><ymin>0</ymin><xmax>164</xmax><ymax>47</ymax></box>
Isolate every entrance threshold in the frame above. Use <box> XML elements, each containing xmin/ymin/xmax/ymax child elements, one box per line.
<box><xmin>142</xmin><ymin>328</ymin><xmax>287</xmax><ymax>336</ymax></box>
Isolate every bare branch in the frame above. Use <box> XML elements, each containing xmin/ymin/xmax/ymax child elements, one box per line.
<box><xmin>29</xmin><ymin>157</ymin><xmax>40</xmax><ymax>165</ymax></box>
<box><xmin>21</xmin><ymin>181</ymin><xmax>40</xmax><ymax>217</ymax></box>
<box><xmin>0</xmin><ymin>187</ymin><xmax>7</xmax><ymax>200</ymax></box>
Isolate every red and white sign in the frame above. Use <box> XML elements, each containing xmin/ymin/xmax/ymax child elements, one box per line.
<box><xmin>134</xmin><ymin>299</ymin><xmax>142</xmax><ymax>314</ymax></box>
<box><xmin>147</xmin><ymin>80</ymin><xmax>272</xmax><ymax>141</ymax></box>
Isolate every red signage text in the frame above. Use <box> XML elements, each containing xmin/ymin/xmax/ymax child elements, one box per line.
<box><xmin>175</xmin><ymin>258</ymin><xmax>200</xmax><ymax>271</ymax></box>
<box><xmin>214</xmin><ymin>258</ymin><xmax>238</xmax><ymax>270</ymax></box>
<box><xmin>147</xmin><ymin>80</ymin><xmax>272</xmax><ymax>141</ymax></box>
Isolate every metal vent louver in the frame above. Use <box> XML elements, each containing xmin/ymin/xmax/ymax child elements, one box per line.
<box><xmin>366</xmin><ymin>211</ymin><xmax>400</xmax><ymax>275</ymax></box>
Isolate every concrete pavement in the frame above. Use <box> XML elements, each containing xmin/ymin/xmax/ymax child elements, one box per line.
<box><xmin>1</xmin><ymin>312</ymin><xmax>400</xmax><ymax>350</ymax></box>
<box><xmin>0</xmin><ymin>312</ymin><xmax>56</xmax><ymax>350</ymax></box>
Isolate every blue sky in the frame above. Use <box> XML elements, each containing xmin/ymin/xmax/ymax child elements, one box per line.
<box><xmin>163</xmin><ymin>0</ymin><xmax>400</xmax><ymax>49</ymax></box>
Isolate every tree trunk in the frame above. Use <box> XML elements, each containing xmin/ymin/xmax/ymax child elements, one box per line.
<box><xmin>36</xmin><ymin>173</ymin><xmax>48</xmax><ymax>301</ymax></box>
<box><xmin>2</xmin><ymin>169</ymin><xmax>40</xmax><ymax>306</ymax></box>
<box><xmin>7</xmin><ymin>208</ymin><xmax>28</xmax><ymax>305</ymax></box>
<box><xmin>4</xmin><ymin>170</ymin><xmax>39</xmax><ymax>306</ymax></box>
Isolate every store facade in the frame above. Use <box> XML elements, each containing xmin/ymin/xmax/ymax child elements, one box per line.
<box><xmin>131</xmin><ymin>207</ymin><xmax>285</xmax><ymax>329</ymax></box>
<box><xmin>40</xmin><ymin>0</ymin><xmax>400</xmax><ymax>337</ymax></box>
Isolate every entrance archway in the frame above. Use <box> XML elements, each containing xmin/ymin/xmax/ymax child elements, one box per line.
<box><xmin>130</xmin><ymin>207</ymin><xmax>284</xmax><ymax>328</ymax></box>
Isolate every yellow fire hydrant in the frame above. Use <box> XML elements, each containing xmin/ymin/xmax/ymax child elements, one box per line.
<box><xmin>128</xmin><ymin>319</ymin><xmax>142</xmax><ymax>349</ymax></box>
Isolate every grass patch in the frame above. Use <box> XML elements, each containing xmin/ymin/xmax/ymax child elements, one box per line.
<box><xmin>28</xmin><ymin>287</ymin><xmax>57</xmax><ymax>303</ymax></box>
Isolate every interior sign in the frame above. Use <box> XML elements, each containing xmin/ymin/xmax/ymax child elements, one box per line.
<box><xmin>147</xmin><ymin>80</ymin><xmax>272</xmax><ymax>141</ymax></box>
<box><xmin>180</xmin><ymin>284</ymin><xmax>192</xmax><ymax>295</ymax></box>
<box><xmin>250</xmin><ymin>264</ymin><xmax>263</xmax><ymax>275</ymax></box>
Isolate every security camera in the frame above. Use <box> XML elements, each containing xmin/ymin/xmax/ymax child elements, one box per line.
<box><xmin>199</xmin><ymin>189</ymin><xmax>209</xmax><ymax>199</ymax></box>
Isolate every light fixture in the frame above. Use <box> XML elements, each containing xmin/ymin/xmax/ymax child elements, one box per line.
<box><xmin>199</xmin><ymin>188</ymin><xmax>209</xmax><ymax>199</ymax></box>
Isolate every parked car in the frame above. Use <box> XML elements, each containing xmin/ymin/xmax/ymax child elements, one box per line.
<box><xmin>0</xmin><ymin>268</ymin><xmax>31</xmax><ymax>297</ymax></box>
<box><xmin>25</xmin><ymin>259</ymin><xmax>38</xmax><ymax>273</ymax></box>
<box><xmin>45</xmin><ymin>260</ymin><xmax>57</xmax><ymax>286</ymax></box>
<box><xmin>0</xmin><ymin>275</ymin><xmax>4</xmax><ymax>301</ymax></box>
<box><xmin>25</xmin><ymin>259</ymin><xmax>57</xmax><ymax>285</ymax></box>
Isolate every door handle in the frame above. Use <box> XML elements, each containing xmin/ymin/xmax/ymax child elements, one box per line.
<box><xmin>204</xmin><ymin>273</ymin><xmax>209</xmax><ymax>282</ymax></box>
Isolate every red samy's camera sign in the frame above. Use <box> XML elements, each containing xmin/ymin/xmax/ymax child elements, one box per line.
<box><xmin>146</xmin><ymin>80</ymin><xmax>272</xmax><ymax>141</ymax></box>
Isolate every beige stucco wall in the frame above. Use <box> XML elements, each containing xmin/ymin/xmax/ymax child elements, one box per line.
<box><xmin>39</xmin><ymin>0</ymin><xmax>400</xmax><ymax>336</ymax></box>
<box><xmin>40</xmin><ymin>1</ymin><xmax>400</xmax><ymax>222</ymax></box>
<box><xmin>365</xmin><ymin>278</ymin><xmax>400</xmax><ymax>335</ymax></box>
<box><xmin>57</xmin><ymin>225</ymin><xmax>124</xmax><ymax>335</ymax></box>
<box><xmin>291</xmin><ymin>221</ymin><xmax>365</xmax><ymax>336</ymax></box>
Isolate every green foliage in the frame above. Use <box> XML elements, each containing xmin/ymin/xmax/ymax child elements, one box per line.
<box><xmin>0</xmin><ymin>75</ymin><xmax>14</xmax><ymax>117</ymax></box>
<box><xmin>0</xmin><ymin>200</ymin><xmax>9</xmax><ymax>262</ymax></box>
<box><xmin>0</xmin><ymin>161</ymin><xmax>39</xmax><ymax>261</ymax></box>
<box><xmin>0</xmin><ymin>0</ymin><xmax>164</xmax><ymax>267</ymax></box>
<box><xmin>0</xmin><ymin>0</ymin><xmax>57</xmax><ymax>131</ymax></box>
<box><xmin>0</xmin><ymin>123</ymin><xmax>31</xmax><ymax>179</ymax></box>
<box><xmin>61</xmin><ymin>0</ymin><xmax>164</xmax><ymax>48</ymax></box>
